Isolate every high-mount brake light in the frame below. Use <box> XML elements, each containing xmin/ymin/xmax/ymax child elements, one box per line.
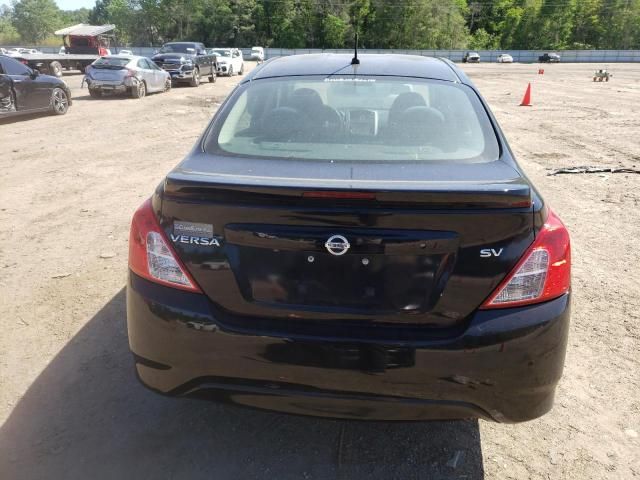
<box><xmin>480</xmin><ymin>208</ymin><xmax>570</xmax><ymax>309</ymax></box>
<box><xmin>302</xmin><ymin>191</ymin><xmax>376</xmax><ymax>200</ymax></box>
<box><xmin>128</xmin><ymin>199</ymin><xmax>201</xmax><ymax>292</ymax></box>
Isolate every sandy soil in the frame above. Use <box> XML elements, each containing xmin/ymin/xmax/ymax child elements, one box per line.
<box><xmin>0</xmin><ymin>62</ymin><xmax>638</xmax><ymax>479</ymax></box>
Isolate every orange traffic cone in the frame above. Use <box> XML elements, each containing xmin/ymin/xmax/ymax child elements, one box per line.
<box><xmin>520</xmin><ymin>83</ymin><xmax>532</xmax><ymax>106</ymax></box>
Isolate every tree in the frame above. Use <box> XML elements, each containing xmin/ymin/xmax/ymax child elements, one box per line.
<box><xmin>11</xmin><ymin>0</ymin><xmax>62</xmax><ymax>43</ymax></box>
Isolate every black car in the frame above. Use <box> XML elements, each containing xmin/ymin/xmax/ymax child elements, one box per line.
<box><xmin>152</xmin><ymin>42</ymin><xmax>217</xmax><ymax>87</ymax></box>
<box><xmin>539</xmin><ymin>52</ymin><xmax>561</xmax><ymax>63</ymax></box>
<box><xmin>0</xmin><ymin>55</ymin><xmax>71</xmax><ymax>117</ymax></box>
<box><xmin>127</xmin><ymin>54</ymin><xmax>571</xmax><ymax>422</ymax></box>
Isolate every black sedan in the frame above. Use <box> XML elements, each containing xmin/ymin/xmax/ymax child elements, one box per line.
<box><xmin>0</xmin><ymin>54</ymin><xmax>71</xmax><ymax>117</ymax></box>
<box><xmin>539</xmin><ymin>52</ymin><xmax>561</xmax><ymax>63</ymax></box>
<box><xmin>127</xmin><ymin>54</ymin><xmax>571</xmax><ymax>423</ymax></box>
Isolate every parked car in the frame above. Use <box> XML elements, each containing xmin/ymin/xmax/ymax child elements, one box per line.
<box><xmin>0</xmin><ymin>54</ymin><xmax>71</xmax><ymax>117</ymax></box>
<box><xmin>6</xmin><ymin>48</ymin><xmax>22</xmax><ymax>57</ymax></box>
<box><xmin>127</xmin><ymin>53</ymin><xmax>571</xmax><ymax>423</ymax></box>
<box><xmin>20</xmin><ymin>48</ymin><xmax>41</xmax><ymax>54</ymax></box>
<box><xmin>210</xmin><ymin>48</ymin><xmax>244</xmax><ymax>76</ymax></box>
<box><xmin>250</xmin><ymin>46</ymin><xmax>264</xmax><ymax>62</ymax></box>
<box><xmin>119</xmin><ymin>49</ymin><xmax>133</xmax><ymax>55</ymax></box>
<box><xmin>539</xmin><ymin>52</ymin><xmax>561</xmax><ymax>63</ymax></box>
<box><xmin>463</xmin><ymin>51</ymin><xmax>480</xmax><ymax>63</ymax></box>
<box><xmin>152</xmin><ymin>42</ymin><xmax>216</xmax><ymax>87</ymax></box>
<box><xmin>84</xmin><ymin>55</ymin><xmax>171</xmax><ymax>98</ymax></box>
<box><xmin>497</xmin><ymin>53</ymin><xmax>513</xmax><ymax>63</ymax></box>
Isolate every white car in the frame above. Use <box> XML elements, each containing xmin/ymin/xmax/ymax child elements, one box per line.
<box><xmin>497</xmin><ymin>54</ymin><xmax>514</xmax><ymax>63</ymax></box>
<box><xmin>250</xmin><ymin>46</ymin><xmax>264</xmax><ymax>62</ymax></box>
<box><xmin>210</xmin><ymin>48</ymin><xmax>244</xmax><ymax>76</ymax></box>
<box><xmin>119</xmin><ymin>49</ymin><xmax>133</xmax><ymax>55</ymax></box>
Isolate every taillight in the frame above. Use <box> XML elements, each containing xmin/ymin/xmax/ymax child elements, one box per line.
<box><xmin>125</xmin><ymin>68</ymin><xmax>137</xmax><ymax>77</ymax></box>
<box><xmin>128</xmin><ymin>199</ymin><xmax>201</xmax><ymax>292</ymax></box>
<box><xmin>480</xmin><ymin>208</ymin><xmax>570</xmax><ymax>309</ymax></box>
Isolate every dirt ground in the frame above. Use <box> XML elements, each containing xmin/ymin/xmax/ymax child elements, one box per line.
<box><xmin>0</xmin><ymin>61</ymin><xmax>639</xmax><ymax>479</ymax></box>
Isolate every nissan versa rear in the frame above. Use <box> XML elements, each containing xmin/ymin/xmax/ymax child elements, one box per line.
<box><xmin>127</xmin><ymin>54</ymin><xmax>571</xmax><ymax>422</ymax></box>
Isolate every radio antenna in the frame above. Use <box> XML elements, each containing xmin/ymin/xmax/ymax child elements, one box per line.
<box><xmin>351</xmin><ymin>32</ymin><xmax>360</xmax><ymax>65</ymax></box>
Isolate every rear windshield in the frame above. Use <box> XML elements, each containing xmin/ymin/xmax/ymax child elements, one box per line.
<box><xmin>93</xmin><ymin>57</ymin><xmax>130</xmax><ymax>67</ymax></box>
<box><xmin>205</xmin><ymin>76</ymin><xmax>499</xmax><ymax>163</ymax></box>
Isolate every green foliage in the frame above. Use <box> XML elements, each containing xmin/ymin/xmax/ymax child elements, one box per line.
<box><xmin>0</xmin><ymin>5</ymin><xmax>20</xmax><ymax>44</ymax></box>
<box><xmin>11</xmin><ymin>0</ymin><xmax>62</xmax><ymax>44</ymax></box>
<box><xmin>3</xmin><ymin>0</ymin><xmax>640</xmax><ymax>50</ymax></box>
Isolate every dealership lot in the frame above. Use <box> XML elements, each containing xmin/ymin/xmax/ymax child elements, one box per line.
<box><xmin>0</xmin><ymin>62</ymin><xmax>639</xmax><ymax>479</ymax></box>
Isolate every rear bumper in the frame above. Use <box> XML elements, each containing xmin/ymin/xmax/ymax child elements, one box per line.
<box><xmin>86</xmin><ymin>78</ymin><xmax>134</xmax><ymax>92</ymax></box>
<box><xmin>127</xmin><ymin>272</ymin><xmax>570</xmax><ymax>422</ymax></box>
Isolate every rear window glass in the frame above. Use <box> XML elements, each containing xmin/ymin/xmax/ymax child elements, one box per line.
<box><xmin>94</xmin><ymin>57</ymin><xmax>130</xmax><ymax>67</ymax></box>
<box><xmin>205</xmin><ymin>76</ymin><xmax>499</xmax><ymax>163</ymax></box>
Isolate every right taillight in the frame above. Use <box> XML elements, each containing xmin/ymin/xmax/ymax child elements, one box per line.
<box><xmin>128</xmin><ymin>199</ymin><xmax>201</xmax><ymax>293</ymax></box>
<box><xmin>480</xmin><ymin>208</ymin><xmax>570</xmax><ymax>309</ymax></box>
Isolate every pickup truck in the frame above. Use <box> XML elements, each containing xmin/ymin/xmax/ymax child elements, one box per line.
<box><xmin>152</xmin><ymin>42</ymin><xmax>217</xmax><ymax>87</ymax></box>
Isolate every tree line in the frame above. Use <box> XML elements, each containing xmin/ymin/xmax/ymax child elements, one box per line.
<box><xmin>1</xmin><ymin>0</ymin><xmax>640</xmax><ymax>50</ymax></box>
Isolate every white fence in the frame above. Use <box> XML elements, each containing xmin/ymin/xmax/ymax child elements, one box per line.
<box><xmin>7</xmin><ymin>46</ymin><xmax>640</xmax><ymax>63</ymax></box>
<box><xmin>261</xmin><ymin>48</ymin><xmax>640</xmax><ymax>63</ymax></box>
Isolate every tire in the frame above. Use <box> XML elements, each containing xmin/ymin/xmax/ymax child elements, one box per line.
<box><xmin>163</xmin><ymin>77</ymin><xmax>172</xmax><ymax>92</ymax></box>
<box><xmin>130</xmin><ymin>81</ymin><xmax>146</xmax><ymax>99</ymax></box>
<box><xmin>0</xmin><ymin>90</ymin><xmax>16</xmax><ymax>113</ymax></box>
<box><xmin>189</xmin><ymin>68</ymin><xmax>200</xmax><ymax>87</ymax></box>
<box><xmin>89</xmin><ymin>88</ymin><xmax>102</xmax><ymax>98</ymax></box>
<box><xmin>50</xmin><ymin>88</ymin><xmax>69</xmax><ymax>115</ymax></box>
<box><xmin>49</xmin><ymin>61</ymin><xmax>63</xmax><ymax>78</ymax></box>
<box><xmin>228</xmin><ymin>65</ymin><xmax>234</xmax><ymax>77</ymax></box>
<box><xmin>209</xmin><ymin>70</ymin><xmax>216</xmax><ymax>83</ymax></box>
<box><xmin>239</xmin><ymin>63</ymin><xmax>244</xmax><ymax>75</ymax></box>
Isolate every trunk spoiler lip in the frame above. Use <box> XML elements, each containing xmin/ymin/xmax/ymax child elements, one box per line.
<box><xmin>162</xmin><ymin>177</ymin><xmax>531</xmax><ymax>210</ymax></box>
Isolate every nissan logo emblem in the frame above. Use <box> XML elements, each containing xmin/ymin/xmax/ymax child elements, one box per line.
<box><xmin>325</xmin><ymin>235</ymin><xmax>350</xmax><ymax>256</ymax></box>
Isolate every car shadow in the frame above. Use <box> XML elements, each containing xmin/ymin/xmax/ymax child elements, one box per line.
<box><xmin>0</xmin><ymin>111</ymin><xmax>55</xmax><ymax>124</ymax></box>
<box><xmin>0</xmin><ymin>289</ymin><xmax>484</xmax><ymax>480</ymax></box>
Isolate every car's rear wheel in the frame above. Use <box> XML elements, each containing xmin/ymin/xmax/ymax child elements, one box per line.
<box><xmin>190</xmin><ymin>68</ymin><xmax>200</xmax><ymax>87</ymax></box>
<box><xmin>50</xmin><ymin>88</ymin><xmax>69</xmax><ymax>115</ymax></box>
<box><xmin>209</xmin><ymin>70</ymin><xmax>216</xmax><ymax>83</ymax></box>
<box><xmin>239</xmin><ymin>63</ymin><xmax>244</xmax><ymax>75</ymax></box>
<box><xmin>49</xmin><ymin>61</ymin><xmax>63</xmax><ymax>77</ymax></box>
<box><xmin>164</xmin><ymin>77</ymin><xmax>172</xmax><ymax>92</ymax></box>
<box><xmin>131</xmin><ymin>81</ymin><xmax>146</xmax><ymax>99</ymax></box>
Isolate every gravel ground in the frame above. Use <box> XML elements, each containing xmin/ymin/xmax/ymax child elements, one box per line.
<box><xmin>0</xmin><ymin>61</ymin><xmax>639</xmax><ymax>479</ymax></box>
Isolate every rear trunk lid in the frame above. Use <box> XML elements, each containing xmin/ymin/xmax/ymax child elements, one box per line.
<box><xmin>158</xmin><ymin>153</ymin><xmax>533</xmax><ymax>333</ymax></box>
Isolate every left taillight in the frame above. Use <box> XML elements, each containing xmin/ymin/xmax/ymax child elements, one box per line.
<box><xmin>128</xmin><ymin>199</ymin><xmax>201</xmax><ymax>293</ymax></box>
<box><xmin>480</xmin><ymin>208</ymin><xmax>570</xmax><ymax>309</ymax></box>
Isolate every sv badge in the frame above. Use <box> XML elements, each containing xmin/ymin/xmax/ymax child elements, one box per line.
<box><xmin>480</xmin><ymin>248</ymin><xmax>504</xmax><ymax>258</ymax></box>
